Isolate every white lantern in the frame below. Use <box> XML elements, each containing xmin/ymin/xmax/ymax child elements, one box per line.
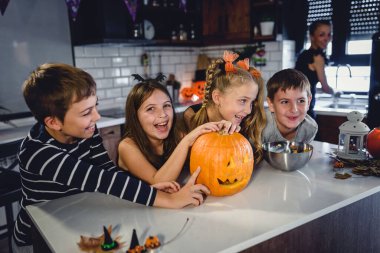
<box><xmin>337</xmin><ymin>111</ymin><xmax>370</xmax><ymax>160</ymax></box>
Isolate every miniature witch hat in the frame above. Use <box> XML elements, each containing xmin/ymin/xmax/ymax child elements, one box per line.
<box><xmin>129</xmin><ymin>229</ymin><xmax>140</xmax><ymax>249</ymax></box>
<box><xmin>101</xmin><ymin>225</ymin><xmax>118</xmax><ymax>251</ymax></box>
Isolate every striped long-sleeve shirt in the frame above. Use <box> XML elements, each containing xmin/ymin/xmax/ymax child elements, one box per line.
<box><xmin>13</xmin><ymin>123</ymin><xmax>157</xmax><ymax>246</ymax></box>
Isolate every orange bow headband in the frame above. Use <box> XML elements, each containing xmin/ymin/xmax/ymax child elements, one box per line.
<box><xmin>223</xmin><ymin>50</ymin><xmax>262</xmax><ymax>79</ymax></box>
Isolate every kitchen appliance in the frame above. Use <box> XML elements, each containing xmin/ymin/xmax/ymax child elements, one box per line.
<box><xmin>0</xmin><ymin>0</ymin><xmax>73</xmax><ymax>123</ymax></box>
<box><xmin>368</xmin><ymin>32</ymin><xmax>380</xmax><ymax>129</ymax></box>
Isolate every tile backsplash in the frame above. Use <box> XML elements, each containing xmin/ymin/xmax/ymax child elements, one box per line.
<box><xmin>74</xmin><ymin>41</ymin><xmax>295</xmax><ymax>109</ymax></box>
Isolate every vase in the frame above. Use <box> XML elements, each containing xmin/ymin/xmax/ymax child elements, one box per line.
<box><xmin>260</xmin><ymin>21</ymin><xmax>274</xmax><ymax>36</ymax></box>
<box><xmin>367</xmin><ymin>127</ymin><xmax>380</xmax><ymax>159</ymax></box>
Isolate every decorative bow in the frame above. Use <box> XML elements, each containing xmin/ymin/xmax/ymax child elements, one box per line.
<box><xmin>223</xmin><ymin>51</ymin><xmax>239</xmax><ymax>73</ymax></box>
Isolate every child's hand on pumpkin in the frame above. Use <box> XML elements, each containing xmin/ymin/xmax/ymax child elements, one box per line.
<box><xmin>152</xmin><ymin>181</ymin><xmax>180</xmax><ymax>193</ymax></box>
<box><xmin>183</xmin><ymin>121</ymin><xmax>224</xmax><ymax>146</ymax></box>
<box><xmin>217</xmin><ymin>120</ymin><xmax>241</xmax><ymax>135</ymax></box>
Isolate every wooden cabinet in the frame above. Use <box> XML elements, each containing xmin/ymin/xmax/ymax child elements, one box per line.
<box><xmin>70</xmin><ymin>0</ymin><xmax>283</xmax><ymax>46</ymax></box>
<box><xmin>315</xmin><ymin>115</ymin><xmax>346</xmax><ymax>144</ymax></box>
<box><xmin>70</xmin><ymin>0</ymin><xmax>202</xmax><ymax>46</ymax></box>
<box><xmin>140</xmin><ymin>0</ymin><xmax>202</xmax><ymax>44</ymax></box>
<box><xmin>70</xmin><ymin>0</ymin><xmax>130</xmax><ymax>45</ymax></box>
<box><xmin>251</xmin><ymin>0</ymin><xmax>282</xmax><ymax>42</ymax></box>
<box><xmin>99</xmin><ymin>125</ymin><xmax>121</xmax><ymax>164</ymax></box>
<box><xmin>202</xmin><ymin>0</ymin><xmax>283</xmax><ymax>45</ymax></box>
<box><xmin>316</xmin><ymin>114</ymin><xmax>368</xmax><ymax>144</ymax></box>
<box><xmin>202</xmin><ymin>0</ymin><xmax>251</xmax><ymax>45</ymax></box>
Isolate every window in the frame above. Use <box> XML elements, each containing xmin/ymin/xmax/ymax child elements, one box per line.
<box><xmin>304</xmin><ymin>0</ymin><xmax>379</xmax><ymax>64</ymax></box>
<box><xmin>301</xmin><ymin>0</ymin><xmax>379</xmax><ymax>94</ymax></box>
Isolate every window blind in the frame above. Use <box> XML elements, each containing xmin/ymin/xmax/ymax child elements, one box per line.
<box><xmin>306</xmin><ymin>0</ymin><xmax>333</xmax><ymax>26</ymax></box>
<box><xmin>349</xmin><ymin>0</ymin><xmax>380</xmax><ymax>40</ymax></box>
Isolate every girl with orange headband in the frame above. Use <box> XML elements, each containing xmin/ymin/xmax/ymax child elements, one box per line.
<box><xmin>183</xmin><ymin>51</ymin><xmax>266</xmax><ymax>162</ymax></box>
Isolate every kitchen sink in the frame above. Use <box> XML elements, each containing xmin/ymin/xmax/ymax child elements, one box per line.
<box><xmin>98</xmin><ymin>108</ymin><xmax>125</xmax><ymax>118</ymax></box>
<box><xmin>326</xmin><ymin>103</ymin><xmax>367</xmax><ymax>110</ymax></box>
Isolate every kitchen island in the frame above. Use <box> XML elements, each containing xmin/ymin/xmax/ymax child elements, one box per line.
<box><xmin>26</xmin><ymin>141</ymin><xmax>380</xmax><ymax>253</ymax></box>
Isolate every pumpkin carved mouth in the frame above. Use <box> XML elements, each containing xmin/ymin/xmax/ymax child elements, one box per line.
<box><xmin>217</xmin><ymin>178</ymin><xmax>239</xmax><ymax>185</ymax></box>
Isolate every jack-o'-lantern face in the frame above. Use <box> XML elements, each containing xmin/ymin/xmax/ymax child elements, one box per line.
<box><xmin>192</xmin><ymin>81</ymin><xmax>206</xmax><ymax>99</ymax></box>
<box><xmin>190</xmin><ymin>132</ymin><xmax>254</xmax><ymax>196</ymax></box>
<box><xmin>180</xmin><ymin>87</ymin><xmax>194</xmax><ymax>101</ymax></box>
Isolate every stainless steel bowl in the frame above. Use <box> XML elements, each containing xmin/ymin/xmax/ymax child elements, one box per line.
<box><xmin>262</xmin><ymin>141</ymin><xmax>313</xmax><ymax>171</ymax></box>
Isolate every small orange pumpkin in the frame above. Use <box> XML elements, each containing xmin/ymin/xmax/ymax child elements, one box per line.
<box><xmin>180</xmin><ymin>87</ymin><xmax>194</xmax><ymax>101</ymax></box>
<box><xmin>190</xmin><ymin>132</ymin><xmax>254</xmax><ymax>196</ymax></box>
<box><xmin>192</xmin><ymin>81</ymin><xmax>206</xmax><ymax>100</ymax></box>
<box><xmin>144</xmin><ymin>235</ymin><xmax>161</xmax><ymax>249</ymax></box>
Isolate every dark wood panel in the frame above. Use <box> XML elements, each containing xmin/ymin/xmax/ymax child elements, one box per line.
<box><xmin>315</xmin><ymin>115</ymin><xmax>347</xmax><ymax>144</ymax></box>
<box><xmin>240</xmin><ymin>191</ymin><xmax>380</xmax><ymax>253</ymax></box>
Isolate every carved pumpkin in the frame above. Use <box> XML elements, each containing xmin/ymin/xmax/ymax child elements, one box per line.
<box><xmin>192</xmin><ymin>81</ymin><xmax>206</xmax><ymax>100</ymax></box>
<box><xmin>190</xmin><ymin>132</ymin><xmax>254</xmax><ymax>196</ymax></box>
<box><xmin>180</xmin><ymin>87</ymin><xmax>194</xmax><ymax>101</ymax></box>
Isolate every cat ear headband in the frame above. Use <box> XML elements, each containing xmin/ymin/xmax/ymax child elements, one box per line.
<box><xmin>131</xmin><ymin>73</ymin><xmax>167</xmax><ymax>82</ymax></box>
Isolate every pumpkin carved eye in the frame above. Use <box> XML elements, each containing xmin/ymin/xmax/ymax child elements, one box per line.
<box><xmin>227</xmin><ymin>157</ymin><xmax>235</xmax><ymax>168</ymax></box>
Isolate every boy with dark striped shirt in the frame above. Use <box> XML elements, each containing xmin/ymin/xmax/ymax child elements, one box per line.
<box><xmin>12</xmin><ymin>63</ymin><xmax>209</xmax><ymax>253</ymax></box>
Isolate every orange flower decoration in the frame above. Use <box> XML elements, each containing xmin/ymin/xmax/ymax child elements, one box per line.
<box><xmin>236</xmin><ymin>58</ymin><xmax>250</xmax><ymax>70</ymax></box>
<box><xmin>250</xmin><ymin>68</ymin><xmax>262</xmax><ymax>79</ymax></box>
<box><xmin>223</xmin><ymin>50</ymin><xmax>239</xmax><ymax>73</ymax></box>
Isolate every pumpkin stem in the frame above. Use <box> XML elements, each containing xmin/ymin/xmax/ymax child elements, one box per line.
<box><xmin>218</xmin><ymin>130</ymin><xmax>229</xmax><ymax>135</ymax></box>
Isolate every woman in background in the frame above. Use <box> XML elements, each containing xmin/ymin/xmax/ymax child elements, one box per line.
<box><xmin>295</xmin><ymin>19</ymin><xmax>337</xmax><ymax>119</ymax></box>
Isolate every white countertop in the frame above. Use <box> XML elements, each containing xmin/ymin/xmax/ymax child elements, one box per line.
<box><xmin>26</xmin><ymin>141</ymin><xmax>380</xmax><ymax>253</ymax></box>
<box><xmin>0</xmin><ymin>116</ymin><xmax>120</xmax><ymax>144</ymax></box>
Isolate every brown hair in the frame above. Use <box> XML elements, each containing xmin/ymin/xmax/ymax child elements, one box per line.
<box><xmin>267</xmin><ymin>68</ymin><xmax>311</xmax><ymax>102</ymax></box>
<box><xmin>22</xmin><ymin>63</ymin><xmax>96</xmax><ymax>124</ymax></box>
<box><xmin>120</xmin><ymin>78</ymin><xmax>181</xmax><ymax>168</ymax></box>
<box><xmin>309</xmin><ymin>19</ymin><xmax>331</xmax><ymax>36</ymax></box>
<box><xmin>191</xmin><ymin>57</ymin><xmax>266</xmax><ymax>162</ymax></box>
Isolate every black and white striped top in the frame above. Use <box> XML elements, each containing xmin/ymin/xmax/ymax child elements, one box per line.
<box><xmin>13</xmin><ymin>123</ymin><xmax>156</xmax><ymax>247</ymax></box>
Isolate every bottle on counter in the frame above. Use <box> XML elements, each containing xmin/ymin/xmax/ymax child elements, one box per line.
<box><xmin>190</xmin><ymin>23</ymin><xmax>196</xmax><ymax>40</ymax></box>
<box><xmin>166</xmin><ymin>73</ymin><xmax>181</xmax><ymax>103</ymax></box>
<box><xmin>179</xmin><ymin>24</ymin><xmax>187</xmax><ymax>41</ymax></box>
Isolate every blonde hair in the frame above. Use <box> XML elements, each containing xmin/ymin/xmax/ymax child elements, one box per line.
<box><xmin>190</xmin><ymin>57</ymin><xmax>266</xmax><ymax>162</ymax></box>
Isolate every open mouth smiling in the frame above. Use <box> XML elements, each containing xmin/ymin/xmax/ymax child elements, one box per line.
<box><xmin>154</xmin><ymin>121</ymin><xmax>168</xmax><ymax>127</ymax></box>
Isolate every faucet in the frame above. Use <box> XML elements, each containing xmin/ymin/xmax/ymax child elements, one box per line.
<box><xmin>335</xmin><ymin>64</ymin><xmax>352</xmax><ymax>89</ymax></box>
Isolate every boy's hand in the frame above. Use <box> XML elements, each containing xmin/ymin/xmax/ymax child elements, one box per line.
<box><xmin>182</xmin><ymin>167</ymin><xmax>210</xmax><ymax>205</ymax></box>
<box><xmin>153</xmin><ymin>167</ymin><xmax>210</xmax><ymax>208</ymax></box>
<box><xmin>173</xmin><ymin>167</ymin><xmax>210</xmax><ymax>208</ymax></box>
<box><xmin>152</xmin><ymin>181</ymin><xmax>180</xmax><ymax>193</ymax></box>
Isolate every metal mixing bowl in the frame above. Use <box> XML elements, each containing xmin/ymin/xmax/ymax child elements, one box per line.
<box><xmin>262</xmin><ymin>141</ymin><xmax>314</xmax><ymax>171</ymax></box>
